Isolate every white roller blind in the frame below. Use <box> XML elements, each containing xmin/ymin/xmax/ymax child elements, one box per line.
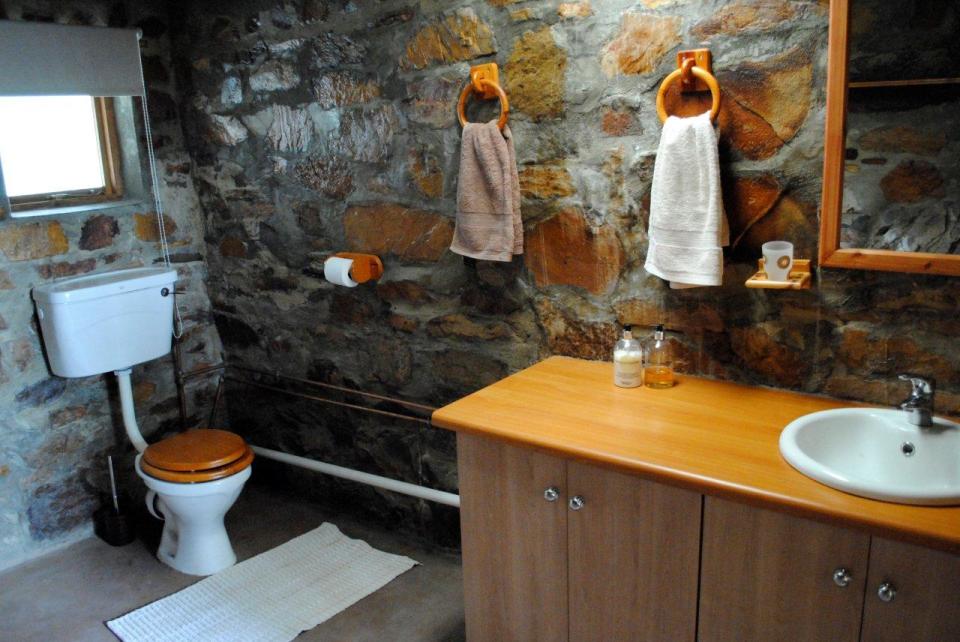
<box><xmin>0</xmin><ymin>21</ymin><xmax>143</xmax><ymax>97</ymax></box>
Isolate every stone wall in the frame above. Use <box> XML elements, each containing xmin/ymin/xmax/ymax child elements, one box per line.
<box><xmin>173</xmin><ymin>0</ymin><xmax>960</xmax><ymax>545</ymax></box>
<box><xmin>0</xmin><ymin>1</ymin><xmax>223</xmax><ymax>569</ymax></box>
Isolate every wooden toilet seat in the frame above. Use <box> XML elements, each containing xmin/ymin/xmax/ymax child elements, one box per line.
<box><xmin>141</xmin><ymin>429</ymin><xmax>254</xmax><ymax>483</ymax></box>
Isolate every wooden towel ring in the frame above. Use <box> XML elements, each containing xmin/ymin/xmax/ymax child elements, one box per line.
<box><xmin>656</xmin><ymin>59</ymin><xmax>721</xmax><ymax>123</ymax></box>
<box><xmin>457</xmin><ymin>79</ymin><xmax>510</xmax><ymax>131</ymax></box>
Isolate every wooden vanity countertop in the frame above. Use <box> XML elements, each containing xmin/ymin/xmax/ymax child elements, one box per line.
<box><xmin>432</xmin><ymin>356</ymin><xmax>960</xmax><ymax>552</ymax></box>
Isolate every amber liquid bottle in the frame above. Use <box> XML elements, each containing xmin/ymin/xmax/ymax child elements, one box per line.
<box><xmin>643</xmin><ymin>324</ymin><xmax>676</xmax><ymax>389</ymax></box>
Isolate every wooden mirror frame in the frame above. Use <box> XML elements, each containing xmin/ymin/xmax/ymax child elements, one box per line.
<box><xmin>819</xmin><ymin>0</ymin><xmax>960</xmax><ymax>276</ymax></box>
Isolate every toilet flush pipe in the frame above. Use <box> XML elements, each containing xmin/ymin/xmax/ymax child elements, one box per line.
<box><xmin>249</xmin><ymin>445</ymin><xmax>461</xmax><ymax>508</ymax></box>
<box><xmin>115</xmin><ymin>369</ymin><xmax>148</xmax><ymax>453</ymax></box>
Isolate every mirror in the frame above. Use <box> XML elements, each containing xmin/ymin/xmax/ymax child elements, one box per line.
<box><xmin>819</xmin><ymin>0</ymin><xmax>960</xmax><ymax>275</ymax></box>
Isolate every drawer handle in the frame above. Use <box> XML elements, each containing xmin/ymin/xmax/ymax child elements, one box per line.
<box><xmin>832</xmin><ymin>567</ymin><xmax>853</xmax><ymax>588</ymax></box>
<box><xmin>543</xmin><ymin>486</ymin><xmax>560</xmax><ymax>502</ymax></box>
<box><xmin>568</xmin><ymin>495</ymin><xmax>585</xmax><ymax>511</ymax></box>
<box><xmin>877</xmin><ymin>582</ymin><xmax>897</xmax><ymax>603</ymax></box>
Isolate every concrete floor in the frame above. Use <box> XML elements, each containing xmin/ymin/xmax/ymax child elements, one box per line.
<box><xmin>0</xmin><ymin>485</ymin><xmax>465</xmax><ymax>642</ymax></box>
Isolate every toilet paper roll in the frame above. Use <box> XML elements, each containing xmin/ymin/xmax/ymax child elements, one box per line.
<box><xmin>323</xmin><ymin>257</ymin><xmax>359</xmax><ymax>287</ymax></box>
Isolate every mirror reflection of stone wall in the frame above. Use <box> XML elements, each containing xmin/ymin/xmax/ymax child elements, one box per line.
<box><xmin>841</xmin><ymin>0</ymin><xmax>960</xmax><ymax>254</ymax></box>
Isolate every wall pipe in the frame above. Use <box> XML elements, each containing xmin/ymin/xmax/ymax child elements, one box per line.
<box><xmin>229</xmin><ymin>364</ymin><xmax>436</xmax><ymax>415</ymax></box>
<box><xmin>173</xmin><ymin>362</ymin><xmax>435</xmax><ymax>422</ymax></box>
<box><xmin>179</xmin><ymin>363</ymin><xmax>227</xmax><ymax>382</ymax></box>
<box><xmin>249</xmin><ymin>445</ymin><xmax>460</xmax><ymax>508</ymax></box>
<box><xmin>224</xmin><ymin>376</ymin><xmax>432</xmax><ymax>425</ymax></box>
<box><xmin>172</xmin><ymin>338</ymin><xmax>189</xmax><ymax>430</ymax></box>
<box><xmin>114</xmin><ymin>369</ymin><xmax>148</xmax><ymax>453</ymax></box>
<box><xmin>169</xmin><ymin>362</ymin><xmax>456</xmax><ymax>506</ymax></box>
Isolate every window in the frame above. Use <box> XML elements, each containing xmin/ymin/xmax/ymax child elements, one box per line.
<box><xmin>0</xmin><ymin>95</ymin><xmax>123</xmax><ymax>212</ymax></box>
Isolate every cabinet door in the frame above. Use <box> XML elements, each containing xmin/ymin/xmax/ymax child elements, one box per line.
<box><xmin>860</xmin><ymin>537</ymin><xmax>960</xmax><ymax>641</ymax></box>
<box><xmin>457</xmin><ymin>433</ymin><xmax>569</xmax><ymax>641</ymax></box>
<box><xmin>698</xmin><ymin>497</ymin><xmax>870</xmax><ymax>642</ymax></box>
<box><xmin>567</xmin><ymin>462</ymin><xmax>701</xmax><ymax>642</ymax></box>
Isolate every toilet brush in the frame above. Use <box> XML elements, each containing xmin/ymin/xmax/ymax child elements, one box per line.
<box><xmin>94</xmin><ymin>455</ymin><xmax>136</xmax><ymax>546</ymax></box>
<box><xmin>108</xmin><ymin>455</ymin><xmax>120</xmax><ymax>513</ymax></box>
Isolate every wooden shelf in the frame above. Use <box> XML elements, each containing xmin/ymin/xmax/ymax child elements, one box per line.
<box><xmin>746</xmin><ymin>258</ymin><xmax>812</xmax><ymax>290</ymax></box>
<box><xmin>848</xmin><ymin>77</ymin><xmax>960</xmax><ymax>89</ymax></box>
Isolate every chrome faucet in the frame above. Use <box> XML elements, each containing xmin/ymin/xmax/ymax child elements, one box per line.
<box><xmin>898</xmin><ymin>374</ymin><xmax>935</xmax><ymax>427</ymax></box>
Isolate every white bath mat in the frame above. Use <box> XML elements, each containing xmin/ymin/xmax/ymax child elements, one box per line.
<box><xmin>106</xmin><ymin>522</ymin><xmax>418</xmax><ymax>642</ymax></box>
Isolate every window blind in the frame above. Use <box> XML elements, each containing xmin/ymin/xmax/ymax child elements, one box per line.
<box><xmin>0</xmin><ymin>21</ymin><xmax>143</xmax><ymax>97</ymax></box>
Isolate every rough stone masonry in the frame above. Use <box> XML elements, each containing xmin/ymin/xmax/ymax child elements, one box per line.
<box><xmin>2</xmin><ymin>0</ymin><xmax>958</xmax><ymax>561</ymax></box>
<box><xmin>170</xmin><ymin>0</ymin><xmax>960</xmax><ymax>546</ymax></box>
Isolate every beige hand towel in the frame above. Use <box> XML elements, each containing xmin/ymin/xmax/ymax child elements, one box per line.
<box><xmin>644</xmin><ymin>111</ymin><xmax>728</xmax><ymax>288</ymax></box>
<box><xmin>451</xmin><ymin>120</ymin><xmax>522</xmax><ymax>262</ymax></box>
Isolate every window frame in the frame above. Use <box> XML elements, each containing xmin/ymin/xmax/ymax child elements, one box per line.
<box><xmin>8</xmin><ymin>96</ymin><xmax>125</xmax><ymax>213</ymax></box>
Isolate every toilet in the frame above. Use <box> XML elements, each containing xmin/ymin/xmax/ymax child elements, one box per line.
<box><xmin>138</xmin><ymin>429</ymin><xmax>254</xmax><ymax>575</ymax></box>
<box><xmin>32</xmin><ymin>267</ymin><xmax>253</xmax><ymax>576</ymax></box>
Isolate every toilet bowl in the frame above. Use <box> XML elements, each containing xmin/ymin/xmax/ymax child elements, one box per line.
<box><xmin>135</xmin><ymin>429</ymin><xmax>253</xmax><ymax>576</ymax></box>
<box><xmin>32</xmin><ymin>268</ymin><xmax>254</xmax><ymax>576</ymax></box>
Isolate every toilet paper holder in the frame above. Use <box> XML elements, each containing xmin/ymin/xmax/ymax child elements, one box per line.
<box><xmin>333</xmin><ymin>252</ymin><xmax>384</xmax><ymax>284</ymax></box>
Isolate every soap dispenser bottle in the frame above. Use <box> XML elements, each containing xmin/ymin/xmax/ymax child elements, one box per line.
<box><xmin>644</xmin><ymin>324</ymin><xmax>676</xmax><ymax>389</ymax></box>
<box><xmin>613</xmin><ymin>325</ymin><xmax>643</xmax><ymax>388</ymax></box>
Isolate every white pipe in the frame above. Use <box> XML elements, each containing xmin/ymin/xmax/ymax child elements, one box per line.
<box><xmin>109</xmin><ymin>375</ymin><xmax>458</xmax><ymax>507</ymax></box>
<box><xmin>250</xmin><ymin>445</ymin><xmax>461</xmax><ymax>508</ymax></box>
<box><xmin>115</xmin><ymin>369</ymin><xmax>148</xmax><ymax>453</ymax></box>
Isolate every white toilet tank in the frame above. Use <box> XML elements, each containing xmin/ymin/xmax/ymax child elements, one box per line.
<box><xmin>33</xmin><ymin>267</ymin><xmax>178</xmax><ymax>378</ymax></box>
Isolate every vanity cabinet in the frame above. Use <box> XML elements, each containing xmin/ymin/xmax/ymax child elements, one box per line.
<box><xmin>459</xmin><ymin>437</ymin><xmax>960</xmax><ymax>642</ymax></box>
<box><xmin>438</xmin><ymin>358</ymin><xmax>960</xmax><ymax>642</ymax></box>
<box><xmin>457</xmin><ymin>433</ymin><xmax>701</xmax><ymax>642</ymax></box>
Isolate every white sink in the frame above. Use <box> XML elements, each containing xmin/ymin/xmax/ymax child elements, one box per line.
<box><xmin>779</xmin><ymin>408</ymin><xmax>960</xmax><ymax>505</ymax></box>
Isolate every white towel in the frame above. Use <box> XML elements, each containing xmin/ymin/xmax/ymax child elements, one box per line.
<box><xmin>644</xmin><ymin>111</ymin><xmax>728</xmax><ymax>288</ymax></box>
